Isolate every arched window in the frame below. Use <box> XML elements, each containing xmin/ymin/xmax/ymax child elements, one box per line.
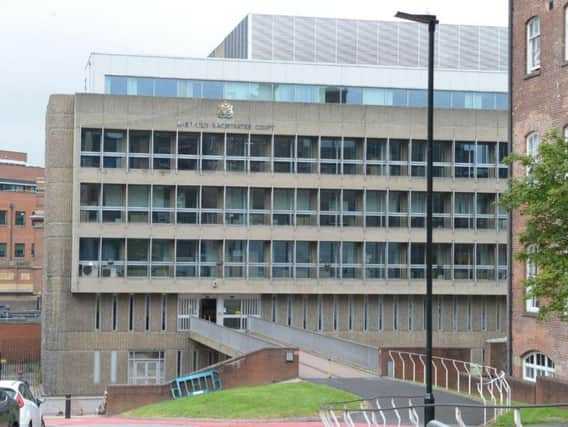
<box><xmin>523</xmin><ymin>351</ymin><xmax>555</xmax><ymax>382</ymax></box>
<box><xmin>527</xmin><ymin>17</ymin><xmax>541</xmax><ymax>73</ymax></box>
<box><xmin>526</xmin><ymin>132</ymin><xmax>540</xmax><ymax>157</ymax></box>
<box><xmin>526</xmin><ymin>132</ymin><xmax>540</xmax><ymax>175</ymax></box>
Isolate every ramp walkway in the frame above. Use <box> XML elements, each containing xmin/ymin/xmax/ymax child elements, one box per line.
<box><xmin>187</xmin><ymin>317</ymin><xmax>276</xmax><ymax>356</ymax></box>
<box><xmin>246</xmin><ymin>318</ymin><xmax>379</xmax><ymax>374</ymax></box>
<box><xmin>188</xmin><ymin>317</ymin><xmax>378</xmax><ymax>377</ymax></box>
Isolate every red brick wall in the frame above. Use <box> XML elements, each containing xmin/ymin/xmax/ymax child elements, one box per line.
<box><xmin>536</xmin><ymin>376</ymin><xmax>568</xmax><ymax>403</ymax></box>
<box><xmin>0</xmin><ymin>161</ymin><xmax>44</xmax><ymax>297</ymax></box>
<box><xmin>511</xmin><ymin>0</ymin><xmax>568</xmax><ymax>380</ymax></box>
<box><xmin>106</xmin><ymin>347</ymin><xmax>299</xmax><ymax>415</ymax></box>
<box><xmin>0</xmin><ymin>151</ymin><xmax>27</xmax><ymax>163</ymax></box>
<box><xmin>0</xmin><ymin>322</ymin><xmax>41</xmax><ymax>360</ymax></box>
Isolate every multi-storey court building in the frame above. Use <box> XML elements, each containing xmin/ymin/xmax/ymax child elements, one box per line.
<box><xmin>44</xmin><ymin>15</ymin><xmax>509</xmax><ymax>394</ymax></box>
<box><xmin>510</xmin><ymin>1</ymin><xmax>568</xmax><ymax>382</ymax></box>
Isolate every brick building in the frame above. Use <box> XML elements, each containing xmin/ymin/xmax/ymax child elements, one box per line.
<box><xmin>511</xmin><ymin>0</ymin><xmax>568</xmax><ymax>381</ymax></box>
<box><xmin>0</xmin><ymin>150</ymin><xmax>44</xmax><ymax>310</ymax></box>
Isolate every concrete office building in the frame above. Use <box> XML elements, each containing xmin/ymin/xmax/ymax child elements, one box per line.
<box><xmin>45</xmin><ymin>17</ymin><xmax>509</xmax><ymax>394</ymax></box>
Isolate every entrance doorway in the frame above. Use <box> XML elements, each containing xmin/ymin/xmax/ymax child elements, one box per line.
<box><xmin>200</xmin><ymin>298</ymin><xmax>217</xmax><ymax>323</ymax></box>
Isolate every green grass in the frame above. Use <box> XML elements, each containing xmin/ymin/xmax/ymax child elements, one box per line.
<box><xmin>125</xmin><ymin>381</ymin><xmax>358</xmax><ymax>419</ymax></box>
<box><xmin>492</xmin><ymin>406</ymin><xmax>568</xmax><ymax>426</ymax></box>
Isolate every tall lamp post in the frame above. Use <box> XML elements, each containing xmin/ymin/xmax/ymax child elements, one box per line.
<box><xmin>395</xmin><ymin>11</ymin><xmax>438</xmax><ymax>425</ymax></box>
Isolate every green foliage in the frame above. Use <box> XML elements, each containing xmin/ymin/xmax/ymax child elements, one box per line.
<box><xmin>492</xmin><ymin>406</ymin><xmax>568</xmax><ymax>426</ymax></box>
<box><xmin>125</xmin><ymin>381</ymin><xmax>358</xmax><ymax>419</ymax></box>
<box><xmin>500</xmin><ymin>129</ymin><xmax>568</xmax><ymax>319</ymax></box>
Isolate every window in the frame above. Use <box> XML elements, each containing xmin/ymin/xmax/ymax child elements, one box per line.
<box><xmin>14</xmin><ymin>243</ymin><xmax>25</xmax><ymax>258</ymax></box>
<box><xmin>378</xmin><ymin>296</ymin><xmax>384</xmax><ymax>331</ymax></box>
<box><xmin>302</xmin><ymin>295</ymin><xmax>307</xmax><ymax>329</ymax></box>
<box><xmin>0</xmin><ymin>243</ymin><xmax>5</xmax><ymax>258</ymax></box>
<box><xmin>527</xmin><ymin>17</ymin><xmax>541</xmax><ymax>73</ymax></box>
<box><xmin>176</xmin><ymin>351</ymin><xmax>183</xmax><ymax>377</ymax></box>
<box><xmin>317</xmin><ymin>295</ymin><xmax>323</xmax><ymax>331</ymax></box>
<box><xmin>271</xmin><ymin>294</ymin><xmax>277</xmax><ymax>322</ymax></box>
<box><xmin>145</xmin><ymin>295</ymin><xmax>151</xmax><ymax>331</ymax></box>
<box><xmin>0</xmin><ymin>211</ymin><xmax>6</xmax><ymax>225</ymax></box>
<box><xmin>111</xmin><ymin>295</ymin><xmax>118</xmax><ymax>331</ymax></box>
<box><xmin>128</xmin><ymin>351</ymin><xmax>165</xmax><ymax>385</ymax></box>
<box><xmin>128</xmin><ymin>295</ymin><xmax>134</xmax><ymax>331</ymax></box>
<box><xmin>393</xmin><ymin>297</ymin><xmax>399</xmax><ymax>331</ymax></box>
<box><xmin>286</xmin><ymin>295</ymin><xmax>293</xmax><ymax>327</ymax></box>
<box><xmin>408</xmin><ymin>298</ymin><xmax>414</xmax><ymax>331</ymax></box>
<box><xmin>526</xmin><ymin>132</ymin><xmax>540</xmax><ymax>158</ymax></box>
<box><xmin>526</xmin><ymin>246</ymin><xmax>539</xmax><ymax>313</ymax></box>
<box><xmin>523</xmin><ymin>352</ymin><xmax>555</xmax><ymax>382</ymax></box>
<box><xmin>15</xmin><ymin>211</ymin><xmax>25</xmax><ymax>226</ymax></box>
<box><xmin>95</xmin><ymin>294</ymin><xmax>101</xmax><ymax>331</ymax></box>
<box><xmin>161</xmin><ymin>295</ymin><xmax>167</xmax><ymax>331</ymax></box>
<box><xmin>348</xmin><ymin>295</ymin><xmax>354</xmax><ymax>331</ymax></box>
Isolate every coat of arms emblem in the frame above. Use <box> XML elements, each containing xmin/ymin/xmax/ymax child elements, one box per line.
<box><xmin>217</xmin><ymin>101</ymin><xmax>234</xmax><ymax>119</ymax></box>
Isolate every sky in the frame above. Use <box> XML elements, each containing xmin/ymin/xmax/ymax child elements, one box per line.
<box><xmin>0</xmin><ymin>0</ymin><xmax>508</xmax><ymax>166</ymax></box>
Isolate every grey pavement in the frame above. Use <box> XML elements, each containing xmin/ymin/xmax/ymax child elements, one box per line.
<box><xmin>308</xmin><ymin>377</ymin><xmax>486</xmax><ymax>426</ymax></box>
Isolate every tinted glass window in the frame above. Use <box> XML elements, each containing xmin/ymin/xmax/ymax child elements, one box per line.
<box><xmin>155</xmin><ymin>79</ymin><xmax>177</xmax><ymax>97</ymax></box>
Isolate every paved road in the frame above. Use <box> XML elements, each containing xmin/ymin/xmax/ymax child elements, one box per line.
<box><xmin>45</xmin><ymin>418</ymin><xmax>397</xmax><ymax>426</ymax></box>
<box><xmin>309</xmin><ymin>377</ymin><xmax>485</xmax><ymax>426</ymax></box>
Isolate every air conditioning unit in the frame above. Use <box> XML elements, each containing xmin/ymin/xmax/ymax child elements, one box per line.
<box><xmin>82</xmin><ymin>262</ymin><xmax>98</xmax><ymax>278</ymax></box>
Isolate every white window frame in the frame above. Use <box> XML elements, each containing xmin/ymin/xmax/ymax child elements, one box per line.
<box><xmin>522</xmin><ymin>351</ymin><xmax>555</xmax><ymax>382</ymax></box>
<box><xmin>527</xmin><ymin>17</ymin><xmax>541</xmax><ymax>73</ymax></box>
<box><xmin>526</xmin><ymin>132</ymin><xmax>540</xmax><ymax>158</ymax></box>
<box><xmin>525</xmin><ymin>246</ymin><xmax>539</xmax><ymax>313</ymax></box>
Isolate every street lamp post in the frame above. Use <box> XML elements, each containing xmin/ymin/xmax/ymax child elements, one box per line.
<box><xmin>395</xmin><ymin>11</ymin><xmax>438</xmax><ymax>425</ymax></box>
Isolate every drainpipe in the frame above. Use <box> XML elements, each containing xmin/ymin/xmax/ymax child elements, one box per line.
<box><xmin>8</xmin><ymin>203</ymin><xmax>14</xmax><ymax>261</ymax></box>
<box><xmin>507</xmin><ymin>0</ymin><xmax>514</xmax><ymax>377</ymax></box>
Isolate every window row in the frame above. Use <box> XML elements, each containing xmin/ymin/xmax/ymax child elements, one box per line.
<box><xmin>78</xmin><ymin>238</ymin><xmax>507</xmax><ymax>281</ymax></box>
<box><xmin>0</xmin><ymin>210</ymin><xmax>26</xmax><ymax>226</ymax></box>
<box><xmin>80</xmin><ymin>183</ymin><xmax>508</xmax><ymax>231</ymax></box>
<box><xmin>105</xmin><ymin>75</ymin><xmax>509</xmax><ymax>111</ymax></box>
<box><xmin>80</xmin><ymin>128</ymin><xmax>509</xmax><ymax>179</ymax></box>
<box><xmin>0</xmin><ymin>242</ymin><xmax>32</xmax><ymax>258</ymax></box>
<box><xmin>0</xmin><ymin>181</ymin><xmax>37</xmax><ymax>193</ymax></box>
<box><xmin>269</xmin><ymin>294</ymin><xmax>504</xmax><ymax>334</ymax></box>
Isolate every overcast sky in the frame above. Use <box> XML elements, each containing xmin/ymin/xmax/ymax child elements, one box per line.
<box><xmin>0</xmin><ymin>0</ymin><xmax>508</xmax><ymax>166</ymax></box>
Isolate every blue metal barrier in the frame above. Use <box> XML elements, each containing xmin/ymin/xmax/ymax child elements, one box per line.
<box><xmin>170</xmin><ymin>369</ymin><xmax>223</xmax><ymax>399</ymax></box>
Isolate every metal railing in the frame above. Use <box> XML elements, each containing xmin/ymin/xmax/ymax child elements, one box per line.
<box><xmin>320</xmin><ymin>399</ymin><xmax>568</xmax><ymax>427</ymax></box>
<box><xmin>386</xmin><ymin>349</ymin><xmax>511</xmax><ymax>413</ymax></box>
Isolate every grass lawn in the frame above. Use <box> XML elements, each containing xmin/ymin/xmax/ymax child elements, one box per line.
<box><xmin>492</xmin><ymin>406</ymin><xmax>568</xmax><ymax>426</ymax></box>
<box><xmin>125</xmin><ymin>381</ymin><xmax>358</xmax><ymax>419</ymax></box>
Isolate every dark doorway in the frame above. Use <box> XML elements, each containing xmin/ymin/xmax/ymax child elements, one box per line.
<box><xmin>200</xmin><ymin>298</ymin><xmax>217</xmax><ymax>323</ymax></box>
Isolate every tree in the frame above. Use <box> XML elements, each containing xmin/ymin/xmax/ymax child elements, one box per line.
<box><xmin>500</xmin><ymin>130</ymin><xmax>568</xmax><ymax>320</ymax></box>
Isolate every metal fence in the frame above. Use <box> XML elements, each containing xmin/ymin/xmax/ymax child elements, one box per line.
<box><xmin>320</xmin><ymin>400</ymin><xmax>568</xmax><ymax>427</ymax></box>
<box><xmin>386</xmin><ymin>349</ymin><xmax>511</xmax><ymax>419</ymax></box>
